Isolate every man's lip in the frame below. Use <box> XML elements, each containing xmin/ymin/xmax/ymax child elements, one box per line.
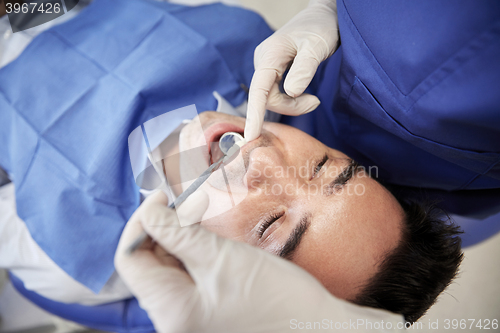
<box><xmin>203</xmin><ymin>122</ymin><xmax>244</xmax><ymax>164</ymax></box>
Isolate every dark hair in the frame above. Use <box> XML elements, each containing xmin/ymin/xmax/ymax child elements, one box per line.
<box><xmin>353</xmin><ymin>200</ymin><xmax>463</xmax><ymax>323</ymax></box>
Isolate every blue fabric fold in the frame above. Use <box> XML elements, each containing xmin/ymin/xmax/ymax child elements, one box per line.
<box><xmin>0</xmin><ymin>0</ymin><xmax>272</xmax><ymax>292</ymax></box>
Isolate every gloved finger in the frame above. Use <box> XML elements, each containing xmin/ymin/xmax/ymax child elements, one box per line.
<box><xmin>115</xmin><ymin>192</ymin><xmax>200</xmax><ymax>325</ymax></box>
<box><xmin>116</xmin><ymin>244</ymin><xmax>194</xmax><ymax>295</ymax></box>
<box><xmin>114</xmin><ymin>191</ymin><xmax>170</xmax><ymax>253</ymax></box>
<box><xmin>253</xmin><ymin>37</ymin><xmax>297</xmax><ymax>73</ymax></box>
<box><xmin>284</xmin><ymin>50</ymin><xmax>321</xmax><ymax>97</ymax></box>
<box><xmin>141</xmin><ymin>190</ymin><xmax>211</xmax><ymax>260</ymax></box>
<box><xmin>143</xmin><ymin>189</ymin><xmax>171</xmax><ymax>207</ymax></box>
<box><xmin>266</xmin><ymin>81</ymin><xmax>320</xmax><ymax>115</ymax></box>
<box><xmin>115</xmin><ymin>248</ymin><xmax>197</xmax><ymax>329</ymax></box>
<box><xmin>245</xmin><ymin>67</ymin><xmax>278</xmax><ymax>142</ymax></box>
<box><xmin>246</xmin><ymin>39</ymin><xmax>299</xmax><ymax>141</ymax></box>
<box><xmin>140</xmin><ymin>190</ymin><xmax>238</xmax><ymax>280</ymax></box>
<box><xmin>115</xmin><ymin>190</ymin><xmax>185</xmax><ymax>272</ymax></box>
<box><xmin>153</xmin><ymin>242</ymin><xmax>185</xmax><ymax>269</ymax></box>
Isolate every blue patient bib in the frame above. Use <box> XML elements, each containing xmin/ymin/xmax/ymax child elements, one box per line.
<box><xmin>0</xmin><ymin>0</ymin><xmax>272</xmax><ymax>292</ymax></box>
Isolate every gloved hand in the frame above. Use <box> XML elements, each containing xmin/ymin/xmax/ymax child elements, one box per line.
<box><xmin>115</xmin><ymin>191</ymin><xmax>404</xmax><ymax>333</ymax></box>
<box><xmin>244</xmin><ymin>0</ymin><xmax>340</xmax><ymax>142</ymax></box>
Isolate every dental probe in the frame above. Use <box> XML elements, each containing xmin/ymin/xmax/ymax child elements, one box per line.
<box><xmin>126</xmin><ymin>134</ymin><xmax>246</xmax><ymax>255</ymax></box>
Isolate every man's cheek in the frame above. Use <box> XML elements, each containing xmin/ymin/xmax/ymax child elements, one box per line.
<box><xmin>200</xmin><ymin>198</ymin><xmax>235</xmax><ymax>225</ymax></box>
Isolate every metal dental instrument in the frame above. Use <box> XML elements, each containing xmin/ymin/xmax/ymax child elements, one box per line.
<box><xmin>126</xmin><ymin>133</ymin><xmax>246</xmax><ymax>255</ymax></box>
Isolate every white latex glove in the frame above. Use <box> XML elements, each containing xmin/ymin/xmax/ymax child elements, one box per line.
<box><xmin>115</xmin><ymin>191</ymin><xmax>405</xmax><ymax>333</ymax></box>
<box><xmin>244</xmin><ymin>0</ymin><xmax>340</xmax><ymax>142</ymax></box>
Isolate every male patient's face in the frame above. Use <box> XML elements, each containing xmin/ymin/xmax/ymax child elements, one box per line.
<box><xmin>178</xmin><ymin>112</ymin><xmax>403</xmax><ymax>300</ymax></box>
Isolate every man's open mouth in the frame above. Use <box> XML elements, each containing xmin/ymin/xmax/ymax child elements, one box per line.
<box><xmin>210</xmin><ymin>136</ymin><xmax>225</xmax><ymax>164</ymax></box>
<box><xmin>203</xmin><ymin>122</ymin><xmax>244</xmax><ymax>165</ymax></box>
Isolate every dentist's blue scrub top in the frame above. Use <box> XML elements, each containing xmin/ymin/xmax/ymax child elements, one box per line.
<box><xmin>286</xmin><ymin>0</ymin><xmax>500</xmax><ymax>218</ymax></box>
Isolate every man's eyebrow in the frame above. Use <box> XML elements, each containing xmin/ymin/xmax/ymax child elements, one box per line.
<box><xmin>278</xmin><ymin>213</ymin><xmax>311</xmax><ymax>260</ymax></box>
<box><xmin>325</xmin><ymin>159</ymin><xmax>359</xmax><ymax>196</ymax></box>
<box><xmin>276</xmin><ymin>159</ymin><xmax>358</xmax><ymax>260</ymax></box>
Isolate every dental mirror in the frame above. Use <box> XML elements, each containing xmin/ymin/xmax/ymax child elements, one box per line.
<box><xmin>219</xmin><ymin>132</ymin><xmax>245</xmax><ymax>155</ymax></box>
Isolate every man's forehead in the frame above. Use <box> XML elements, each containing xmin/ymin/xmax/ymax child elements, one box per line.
<box><xmin>289</xmin><ymin>175</ymin><xmax>404</xmax><ymax>296</ymax></box>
